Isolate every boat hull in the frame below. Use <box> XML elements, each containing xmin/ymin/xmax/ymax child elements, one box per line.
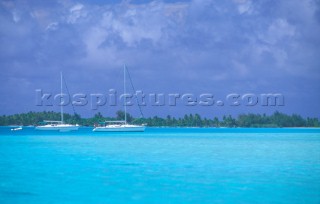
<box><xmin>93</xmin><ymin>126</ymin><xmax>145</xmax><ymax>132</ymax></box>
<box><xmin>35</xmin><ymin>125</ymin><xmax>79</xmax><ymax>132</ymax></box>
<box><xmin>11</xmin><ymin>127</ymin><xmax>22</xmax><ymax>131</ymax></box>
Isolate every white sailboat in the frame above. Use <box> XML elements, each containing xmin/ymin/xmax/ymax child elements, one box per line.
<box><xmin>35</xmin><ymin>72</ymin><xmax>79</xmax><ymax>132</ymax></box>
<box><xmin>92</xmin><ymin>121</ymin><xmax>145</xmax><ymax>132</ymax></box>
<box><xmin>93</xmin><ymin>65</ymin><xmax>145</xmax><ymax>132</ymax></box>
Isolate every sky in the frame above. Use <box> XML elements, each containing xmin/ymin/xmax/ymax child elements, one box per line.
<box><xmin>0</xmin><ymin>0</ymin><xmax>320</xmax><ymax>119</ymax></box>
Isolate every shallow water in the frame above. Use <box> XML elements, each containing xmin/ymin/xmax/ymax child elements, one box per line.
<box><xmin>1</xmin><ymin>127</ymin><xmax>320</xmax><ymax>203</ymax></box>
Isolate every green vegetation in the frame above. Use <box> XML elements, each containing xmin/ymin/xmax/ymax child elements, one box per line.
<box><xmin>0</xmin><ymin>111</ymin><xmax>319</xmax><ymax>127</ymax></box>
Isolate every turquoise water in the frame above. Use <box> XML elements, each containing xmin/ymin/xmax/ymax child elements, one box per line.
<box><xmin>0</xmin><ymin>127</ymin><xmax>320</xmax><ymax>203</ymax></box>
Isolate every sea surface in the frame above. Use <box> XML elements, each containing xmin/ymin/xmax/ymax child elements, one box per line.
<box><xmin>0</xmin><ymin>127</ymin><xmax>320</xmax><ymax>204</ymax></box>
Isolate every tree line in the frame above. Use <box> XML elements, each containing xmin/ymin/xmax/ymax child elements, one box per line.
<box><xmin>0</xmin><ymin>111</ymin><xmax>319</xmax><ymax>127</ymax></box>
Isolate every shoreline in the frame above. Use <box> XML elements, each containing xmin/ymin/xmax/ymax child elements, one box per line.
<box><xmin>2</xmin><ymin>125</ymin><xmax>320</xmax><ymax>129</ymax></box>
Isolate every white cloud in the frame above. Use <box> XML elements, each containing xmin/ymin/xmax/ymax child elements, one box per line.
<box><xmin>67</xmin><ymin>3</ymin><xmax>87</xmax><ymax>24</ymax></box>
<box><xmin>46</xmin><ymin>22</ymin><xmax>59</xmax><ymax>31</ymax></box>
<box><xmin>234</xmin><ymin>0</ymin><xmax>253</xmax><ymax>15</ymax></box>
<box><xmin>107</xmin><ymin>2</ymin><xmax>173</xmax><ymax>47</ymax></box>
<box><xmin>30</xmin><ymin>9</ymin><xmax>59</xmax><ymax>31</ymax></box>
<box><xmin>70</xmin><ymin>3</ymin><xmax>84</xmax><ymax>13</ymax></box>
<box><xmin>259</xmin><ymin>18</ymin><xmax>296</xmax><ymax>45</ymax></box>
<box><xmin>77</xmin><ymin>1</ymin><xmax>189</xmax><ymax>68</ymax></box>
<box><xmin>12</xmin><ymin>10</ymin><xmax>20</xmax><ymax>23</ymax></box>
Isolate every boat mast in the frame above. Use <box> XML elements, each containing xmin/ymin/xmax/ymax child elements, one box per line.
<box><xmin>60</xmin><ymin>72</ymin><xmax>64</xmax><ymax>124</ymax></box>
<box><xmin>124</xmin><ymin>65</ymin><xmax>127</xmax><ymax>124</ymax></box>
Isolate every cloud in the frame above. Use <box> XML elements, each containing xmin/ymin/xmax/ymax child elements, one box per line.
<box><xmin>12</xmin><ymin>9</ymin><xmax>21</xmax><ymax>22</ymax></box>
<box><xmin>46</xmin><ymin>22</ymin><xmax>59</xmax><ymax>31</ymax></box>
<box><xmin>67</xmin><ymin>3</ymin><xmax>87</xmax><ymax>24</ymax></box>
<box><xmin>234</xmin><ymin>0</ymin><xmax>253</xmax><ymax>15</ymax></box>
<box><xmin>0</xmin><ymin>0</ymin><xmax>320</xmax><ymax>117</ymax></box>
<box><xmin>260</xmin><ymin>18</ymin><xmax>296</xmax><ymax>45</ymax></box>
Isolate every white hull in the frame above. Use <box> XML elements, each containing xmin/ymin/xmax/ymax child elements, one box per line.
<box><xmin>35</xmin><ymin>124</ymin><xmax>79</xmax><ymax>132</ymax></box>
<box><xmin>93</xmin><ymin>125</ymin><xmax>145</xmax><ymax>132</ymax></box>
<box><xmin>11</xmin><ymin>127</ymin><xmax>22</xmax><ymax>131</ymax></box>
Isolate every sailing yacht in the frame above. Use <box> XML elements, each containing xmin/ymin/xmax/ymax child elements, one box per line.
<box><xmin>35</xmin><ymin>72</ymin><xmax>79</xmax><ymax>132</ymax></box>
<box><xmin>93</xmin><ymin>65</ymin><xmax>145</xmax><ymax>132</ymax></box>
